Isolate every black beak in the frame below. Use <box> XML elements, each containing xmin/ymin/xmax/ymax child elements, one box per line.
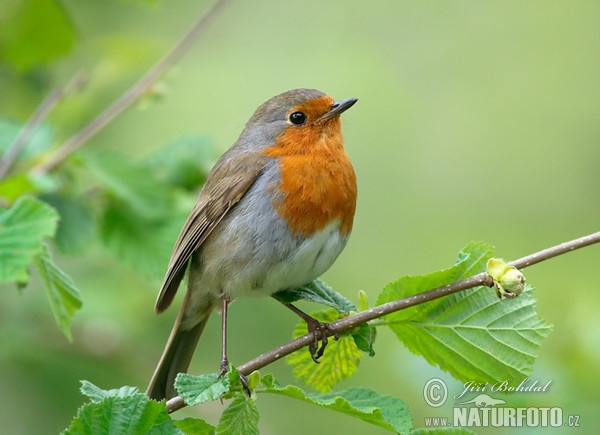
<box><xmin>318</xmin><ymin>97</ymin><xmax>358</xmax><ymax>121</ymax></box>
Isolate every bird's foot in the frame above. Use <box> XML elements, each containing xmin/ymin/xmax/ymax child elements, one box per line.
<box><xmin>305</xmin><ymin>317</ymin><xmax>338</xmax><ymax>363</ymax></box>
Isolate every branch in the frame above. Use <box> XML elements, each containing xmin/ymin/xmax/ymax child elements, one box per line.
<box><xmin>165</xmin><ymin>230</ymin><xmax>600</xmax><ymax>412</ymax></box>
<box><xmin>0</xmin><ymin>71</ymin><xmax>87</xmax><ymax>180</ymax></box>
<box><xmin>31</xmin><ymin>0</ymin><xmax>231</xmax><ymax>176</ymax></box>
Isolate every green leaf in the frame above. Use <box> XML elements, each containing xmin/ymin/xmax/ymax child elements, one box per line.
<box><xmin>173</xmin><ymin>418</ymin><xmax>215</xmax><ymax>435</ymax></box>
<box><xmin>99</xmin><ymin>200</ymin><xmax>183</xmax><ymax>276</ymax></box>
<box><xmin>216</xmin><ymin>394</ymin><xmax>259</xmax><ymax>435</ymax></box>
<box><xmin>147</xmin><ymin>136</ymin><xmax>215</xmax><ymax>191</ymax></box>
<box><xmin>376</xmin><ymin>242</ymin><xmax>553</xmax><ymax>385</ymax></box>
<box><xmin>352</xmin><ymin>323</ymin><xmax>377</xmax><ymax>357</ymax></box>
<box><xmin>42</xmin><ymin>194</ymin><xmax>95</xmax><ymax>253</ymax></box>
<box><xmin>259</xmin><ymin>374</ymin><xmax>413</xmax><ymax>433</ymax></box>
<box><xmin>175</xmin><ymin>372</ymin><xmax>230</xmax><ymax>406</ymax></box>
<box><xmin>84</xmin><ymin>151</ymin><xmax>173</xmax><ymax>220</ymax></box>
<box><xmin>358</xmin><ymin>289</ymin><xmax>370</xmax><ymax>311</ymax></box>
<box><xmin>65</xmin><ymin>382</ymin><xmax>181</xmax><ymax>435</ymax></box>
<box><xmin>286</xmin><ymin>309</ymin><xmax>362</xmax><ymax>392</ymax></box>
<box><xmin>80</xmin><ymin>380</ymin><xmax>139</xmax><ymax>402</ymax></box>
<box><xmin>33</xmin><ymin>244</ymin><xmax>82</xmax><ymax>341</ymax></box>
<box><xmin>75</xmin><ymin>383</ymin><xmax>215</xmax><ymax>434</ymax></box>
<box><xmin>147</xmin><ymin>420</ymin><xmax>185</xmax><ymax>435</ymax></box>
<box><xmin>0</xmin><ymin>196</ymin><xmax>58</xmax><ymax>283</ymax></box>
<box><xmin>274</xmin><ymin>279</ymin><xmax>356</xmax><ymax>313</ymax></box>
<box><xmin>0</xmin><ymin>174</ymin><xmax>38</xmax><ymax>202</ymax></box>
<box><xmin>0</xmin><ymin>0</ymin><xmax>76</xmax><ymax>72</ymax></box>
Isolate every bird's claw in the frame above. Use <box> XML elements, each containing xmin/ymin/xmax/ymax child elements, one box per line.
<box><xmin>306</xmin><ymin>318</ymin><xmax>337</xmax><ymax>363</ymax></box>
<box><xmin>219</xmin><ymin>358</ymin><xmax>229</xmax><ymax>378</ymax></box>
<box><xmin>219</xmin><ymin>358</ymin><xmax>250</xmax><ymax>397</ymax></box>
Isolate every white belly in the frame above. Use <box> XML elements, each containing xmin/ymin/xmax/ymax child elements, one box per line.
<box><xmin>182</xmin><ymin>218</ymin><xmax>348</xmax><ymax>329</ymax></box>
<box><xmin>234</xmin><ymin>219</ymin><xmax>346</xmax><ymax>298</ymax></box>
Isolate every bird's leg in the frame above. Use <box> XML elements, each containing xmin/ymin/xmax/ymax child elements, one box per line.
<box><xmin>219</xmin><ymin>297</ymin><xmax>250</xmax><ymax>395</ymax></box>
<box><xmin>275</xmin><ymin>298</ymin><xmax>338</xmax><ymax>362</ymax></box>
<box><xmin>219</xmin><ymin>297</ymin><xmax>230</xmax><ymax>376</ymax></box>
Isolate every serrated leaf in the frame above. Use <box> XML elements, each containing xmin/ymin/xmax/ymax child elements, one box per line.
<box><xmin>274</xmin><ymin>279</ymin><xmax>356</xmax><ymax>313</ymax></box>
<box><xmin>0</xmin><ymin>196</ymin><xmax>58</xmax><ymax>283</ymax></box>
<box><xmin>146</xmin><ymin>420</ymin><xmax>185</xmax><ymax>435</ymax></box>
<box><xmin>64</xmin><ymin>395</ymin><xmax>178</xmax><ymax>435</ymax></box>
<box><xmin>173</xmin><ymin>418</ymin><xmax>215</xmax><ymax>435</ymax></box>
<box><xmin>42</xmin><ymin>194</ymin><xmax>95</xmax><ymax>253</ymax></box>
<box><xmin>65</xmin><ymin>382</ymin><xmax>183</xmax><ymax>435</ymax></box>
<box><xmin>83</xmin><ymin>151</ymin><xmax>173</xmax><ymax>220</ymax></box>
<box><xmin>74</xmin><ymin>383</ymin><xmax>215</xmax><ymax>435</ymax></box>
<box><xmin>223</xmin><ymin>365</ymin><xmax>247</xmax><ymax>397</ymax></box>
<box><xmin>99</xmin><ymin>200</ymin><xmax>183</xmax><ymax>276</ymax></box>
<box><xmin>34</xmin><ymin>244</ymin><xmax>81</xmax><ymax>340</ymax></box>
<box><xmin>376</xmin><ymin>242</ymin><xmax>553</xmax><ymax>385</ymax></box>
<box><xmin>215</xmin><ymin>394</ymin><xmax>259</xmax><ymax>435</ymax></box>
<box><xmin>286</xmin><ymin>309</ymin><xmax>362</xmax><ymax>392</ymax></box>
<box><xmin>175</xmin><ymin>372</ymin><xmax>230</xmax><ymax>406</ymax></box>
<box><xmin>147</xmin><ymin>135</ymin><xmax>215</xmax><ymax>191</ymax></box>
<box><xmin>259</xmin><ymin>374</ymin><xmax>413</xmax><ymax>433</ymax></box>
<box><xmin>80</xmin><ymin>380</ymin><xmax>139</xmax><ymax>402</ymax></box>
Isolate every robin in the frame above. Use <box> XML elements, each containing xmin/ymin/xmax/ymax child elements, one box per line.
<box><xmin>146</xmin><ymin>88</ymin><xmax>358</xmax><ymax>401</ymax></box>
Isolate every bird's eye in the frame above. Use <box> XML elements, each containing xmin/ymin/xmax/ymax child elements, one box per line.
<box><xmin>289</xmin><ymin>111</ymin><xmax>307</xmax><ymax>125</ymax></box>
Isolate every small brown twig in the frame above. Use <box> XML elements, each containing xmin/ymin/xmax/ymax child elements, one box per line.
<box><xmin>0</xmin><ymin>71</ymin><xmax>87</xmax><ymax>180</ymax></box>
<box><xmin>165</xmin><ymin>230</ymin><xmax>600</xmax><ymax>413</ymax></box>
<box><xmin>31</xmin><ymin>0</ymin><xmax>231</xmax><ymax>176</ymax></box>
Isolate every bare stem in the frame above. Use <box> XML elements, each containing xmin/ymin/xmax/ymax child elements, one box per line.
<box><xmin>31</xmin><ymin>0</ymin><xmax>231</xmax><ymax>176</ymax></box>
<box><xmin>165</xmin><ymin>230</ymin><xmax>600</xmax><ymax>413</ymax></box>
<box><xmin>0</xmin><ymin>71</ymin><xmax>87</xmax><ymax>180</ymax></box>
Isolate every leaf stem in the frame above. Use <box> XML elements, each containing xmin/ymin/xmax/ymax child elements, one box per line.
<box><xmin>31</xmin><ymin>0</ymin><xmax>231</xmax><ymax>176</ymax></box>
<box><xmin>165</xmin><ymin>230</ymin><xmax>600</xmax><ymax>412</ymax></box>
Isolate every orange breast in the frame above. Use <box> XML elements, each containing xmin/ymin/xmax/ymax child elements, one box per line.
<box><xmin>262</xmin><ymin>120</ymin><xmax>357</xmax><ymax>237</ymax></box>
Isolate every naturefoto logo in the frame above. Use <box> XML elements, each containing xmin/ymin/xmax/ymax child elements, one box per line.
<box><xmin>422</xmin><ymin>378</ymin><xmax>581</xmax><ymax>429</ymax></box>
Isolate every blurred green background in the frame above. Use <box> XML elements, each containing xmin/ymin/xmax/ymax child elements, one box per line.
<box><xmin>1</xmin><ymin>0</ymin><xmax>599</xmax><ymax>433</ymax></box>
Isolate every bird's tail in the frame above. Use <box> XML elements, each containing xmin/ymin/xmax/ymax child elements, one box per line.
<box><xmin>146</xmin><ymin>293</ymin><xmax>210</xmax><ymax>401</ymax></box>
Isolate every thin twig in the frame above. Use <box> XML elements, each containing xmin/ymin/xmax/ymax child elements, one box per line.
<box><xmin>165</xmin><ymin>230</ymin><xmax>600</xmax><ymax>413</ymax></box>
<box><xmin>0</xmin><ymin>72</ymin><xmax>87</xmax><ymax>180</ymax></box>
<box><xmin>507</xmin><ymin>231</ymin><xmax>600</xmax><ymax>269</ymax></box>
<box><xmin>31</xmin><ymin>0</ymin><xmax>231</xmax><ymax>176</ymax></box>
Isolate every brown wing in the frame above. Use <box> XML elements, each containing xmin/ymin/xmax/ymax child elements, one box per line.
<box><xmin>154</xmin><ymin>152</ymin><xmax>268</xmax><ymax>313</ymax></box>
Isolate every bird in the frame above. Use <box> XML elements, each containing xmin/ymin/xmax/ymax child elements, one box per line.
<box><xmin>146</xmin><ymin>88</ymin><xmax>358</xmax><ymax>401</ymax></box>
